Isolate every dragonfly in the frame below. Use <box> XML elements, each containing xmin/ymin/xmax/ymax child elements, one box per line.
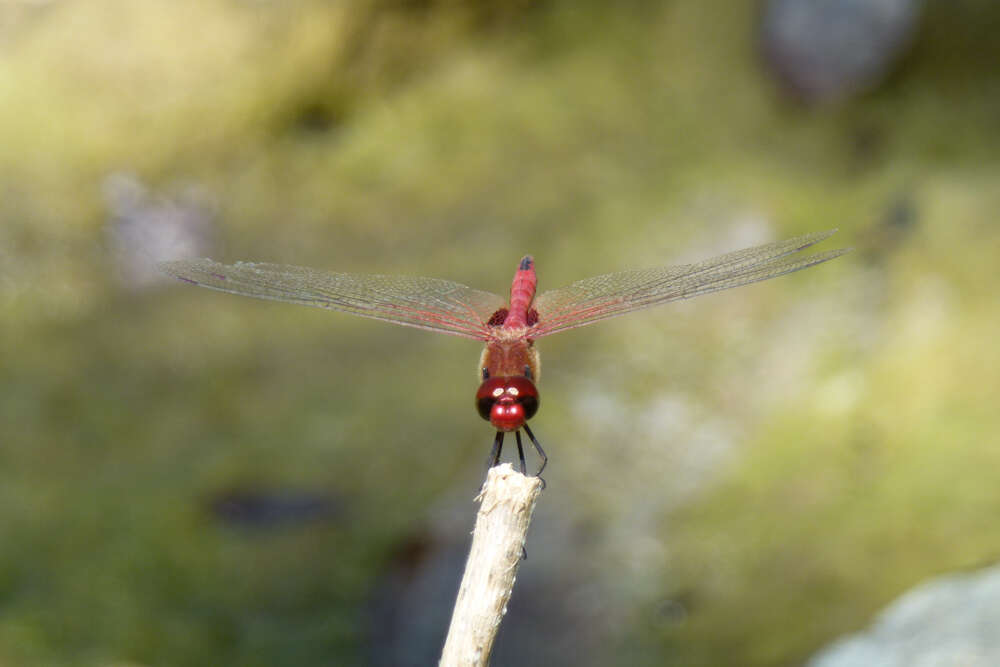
<box><xmin>161</xmin><ymin>229</ymin><xmax>847</xmax><ymax>476</ymax></box>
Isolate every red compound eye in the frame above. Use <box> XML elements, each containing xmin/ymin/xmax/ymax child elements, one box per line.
<box><xmin>475</xmin><ymin>376</ymin><xmax>540</xmax><ymax>431</ymax></box>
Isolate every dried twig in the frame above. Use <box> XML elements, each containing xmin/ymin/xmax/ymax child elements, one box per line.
<box><xmin>439</xmin><ymin>464</ymin><xmax>544</xmax><ymax>667</ymax></box>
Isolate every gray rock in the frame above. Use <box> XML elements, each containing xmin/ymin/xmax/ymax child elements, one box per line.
<box><xmin>809</xmin><ymin>563</ymin><xmax>1000</xmax><ymax>667</ymax></box>
<box><xmin>761</xmin><ymin>0</ymin><xmax>923</xmax><ymax>103</ymax></box>
<box><xmin>104</xmin><ymin>172</ymin><xmax>217</xmax><ymax>289</ymax></box>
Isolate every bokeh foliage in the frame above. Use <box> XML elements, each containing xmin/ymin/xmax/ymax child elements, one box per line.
<box><xmin>2</xmin><ymin>0</ymin><xmax>999</xmax><ymax>665</ymax></box>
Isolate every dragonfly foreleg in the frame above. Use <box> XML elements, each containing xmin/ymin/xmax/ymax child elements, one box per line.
<box><xmin>522</xmin><ymin>424</ymin><xmax>547</xmax><ymax>477</ymax></box>
<box><xmin>486</xmin><ymin>430</ymin><xmax>504</xmax><ymax>472</ymax></box>
<box><xmin>515</xmin><ymin>431</ymin><xmax>527</xmax><ymax>475</ymax></box>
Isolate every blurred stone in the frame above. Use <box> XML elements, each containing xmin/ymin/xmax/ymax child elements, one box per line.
<box><xmin>761</xmin><ymin>0</ymin><xmax>923</xmax><ymax>104</ymax></box>
<box><xmin>808</xmin><ymin>563</ymin><xmax>1000</xmax><ymax>667</ymax></box>
<box><xmin>209</xmin><ymin>488</ymin><xmax>344</xmax><ymax>529</ymax></box>
<box><xmin>104</xmin><ymin>172</ymin><xmax>216</xmax><ymax>289</ymax></box>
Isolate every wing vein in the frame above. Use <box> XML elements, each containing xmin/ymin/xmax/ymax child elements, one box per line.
<box><xmin>530</xmin><ymin>231</ymin><xmax>846</xmax><ymax>337</ymax></box>
<box><xmin>160</xmin><ymin>259</ymin><xmax>505</xmax><ymax>341</ymax></box>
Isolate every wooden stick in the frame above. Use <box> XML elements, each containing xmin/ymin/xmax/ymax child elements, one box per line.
<box><xmin>439</xmin><ymin>463</ymin><xmax>544</xmax><ymax>667</ymax></box>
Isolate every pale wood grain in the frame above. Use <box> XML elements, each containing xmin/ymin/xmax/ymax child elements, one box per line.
<box><xmin>439</xmin><ymin>464</ymin><xmax>544</xmax><ymax>667</ymax></box>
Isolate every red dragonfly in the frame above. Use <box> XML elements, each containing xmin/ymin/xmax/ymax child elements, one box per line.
<box><xmin>161</xmin><ymin>230</ymin><xmax>847</xmax><ymax>475</ymax></box>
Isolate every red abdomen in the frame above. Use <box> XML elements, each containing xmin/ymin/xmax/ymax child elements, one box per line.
<box><xmin>504</xmin><ymin>255</ymin><xmax>537</xmax><ymax>329</ymax></box>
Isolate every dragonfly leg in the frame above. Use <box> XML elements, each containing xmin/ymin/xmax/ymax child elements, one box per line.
<box><xmin>515</xmin><ymin>431</ymin><xmax>527</xmax><ymax>475</ymax></box>
<box><xmin>522</xmin><ymin>424</ymin><xmax>548</xmax><ymax>477</ymax></box>
<box><xmin>486</xmin><ymin>430</ymin><xmax>504</xmax><ymax>472</ymax></box>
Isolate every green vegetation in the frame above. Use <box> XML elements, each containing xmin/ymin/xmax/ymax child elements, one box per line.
<box><xmin>2</xmin><ymin>0</ymin><xmax>999</xmax><ymax>664</ymax></box>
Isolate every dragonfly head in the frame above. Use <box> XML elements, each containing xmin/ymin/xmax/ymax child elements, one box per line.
<box><xmin>476</xmin><ymin>376</ymin><xmax>539</xmax><ymax>432</ymax></box>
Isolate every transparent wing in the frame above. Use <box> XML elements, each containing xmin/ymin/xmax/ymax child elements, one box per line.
<box><xmin>530</xmin><ymin>230</ymin><xmax>848</xmax><ymax>338</ymax></box>
<box><xmin>160</xmin><ymin>259</ymin><xmax>506</xmax><ymax>340</ymax></box>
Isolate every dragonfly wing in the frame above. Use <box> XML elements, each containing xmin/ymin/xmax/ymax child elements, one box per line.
<box><xmin>530</xmin><ymin>230</ymin><xmax>848</xmax><ymax>338</ymax></box>
<box><xmin>160</xmin><ymin>259</ymin><xmax>506</xmax><ymax>340</ymax></box>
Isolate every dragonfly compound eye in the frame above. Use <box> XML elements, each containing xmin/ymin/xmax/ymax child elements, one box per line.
<box><xmin>475</xmin><ymin>376</ymin><xmax>540</xmax><ymax>431</ymax></box>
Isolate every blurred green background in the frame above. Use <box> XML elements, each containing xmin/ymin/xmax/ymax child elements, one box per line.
<box><xmin>2</xmin><ymin>0</ymin><xmax>999</xmax><ymax>665</ymax></box>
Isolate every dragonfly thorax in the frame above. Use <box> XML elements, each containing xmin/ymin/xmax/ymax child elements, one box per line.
<box><xmin>476</xmin><ymin>376</ymin><xmax>539</xmax><ymax>432</ymax></box>
<box><xmin>479</xmin><ymin>329</ymin><xmax>540</xmax><ymax>382</ymax></box>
